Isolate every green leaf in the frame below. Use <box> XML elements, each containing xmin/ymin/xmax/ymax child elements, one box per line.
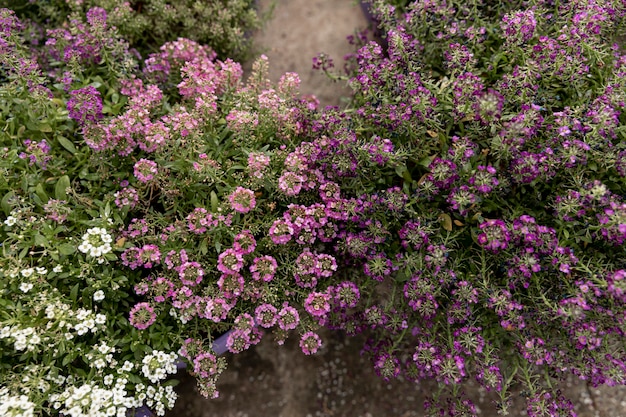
<box><xmin>58</xmin><ymin>243</ymin><xmax>76</xmax><ymax>255</ymax></box>
<box><xmin>35</xmin><ymin>183</ymin><xmax>49</xmax><ymax>204</ymax></box>
<box><xmin>57</xmin><ymin>136</ymin><xmax>77</xmax><ymax>154</ymax></box>
<box><xmin>70</xmin><ymin>283</ymin><xmax>80</xmax><ymax>302</ymax></box>
<box><xmin>199</xmin><ymin>239</ymin><xmax>208</xmax><ymax>255</ymax></box>
<box><xmin>62</xmin><ymin>352</ymin><xmax>76</xmax><ymax>366</ymax></box>
<box><xmin>1</xmin><ymin>191</ymin><xmax>14</xmax><ymax>215</ymax></box>
<box><xmin>55</xmin><ymin>175</ymin><xmax>70</xmax><ymax>201</ymax></box>
<box><xmin>211</xmin><ymin>191</ymin><xmax>218</xmax><ymax>213</ymax></box>
<box><xmin>34</xmin><ymin>233</ymin><xmax>47</xmax><ymax>246</ymax></box>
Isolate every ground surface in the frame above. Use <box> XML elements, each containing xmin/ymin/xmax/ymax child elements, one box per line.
<box><xmin>166</xmin><ymin>1</ymin><xmax>626</xmax><ymax>416</ymax></box>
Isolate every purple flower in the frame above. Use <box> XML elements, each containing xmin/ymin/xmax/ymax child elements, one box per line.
<box><xmin>228</xmin><ymin>187</ymin><xmax>256</xmax><ymax>213</ymax></box>
<box><xmin>468</xmin><ymin>165</ymin><xmax>499</xmax><ymax>194</ymax></box>
<box><xmin>193</xmin><ymin>351</ymin><xmax>219</xmax><ymax>379</ymax></box>
<box><xmin>250</xmin><ymin>255</ymin><xmax>278</xmax><ymax>282</ymax></box>
<box><xmin>67</xmin><ymin>87</ymin><xmax>103</xmax><ymax>127</ymax></box>
<box><xmin>217</xmin><ymin>248</ymin><xmax>244</xmax><ymax>274</ymax></box>
<box><xmin>477</xmin><ymin>219</ymin><xmax>511</xmax><ymax>253</ymax></box>
<box><xmin>217</xmin><ymin>272</ymin><xmax>245</xmax><ymax>298</ymax></box>
<box><xmin>255</xmin><ymin>304</ymin><xmax>278</xmax><ymax>328</ymax></box>
<box><xmin>501</xmin><ymin>10</ymin><xmax>537</xmax><ymax>45</ymax></box>
<box><xmin>278</xmin><ymin>171</ymin><xmax>305</xmax><ymax>196</ymax></box>
<box><xmin>269</xmin><ymin>219</ymin><xmax>294</xmax><ymax>245</ymax></box>
<box><xmin>18</xmin><ymin>139</ymin><xmax>51</xmax><ymax>169</ymax></box>
<box><xmin>233</xmin><ymin>230</ymin><xmax>257</xmax><ymax>254</ymax></box>
<box><xmin>86</xmin><ymin>7</ymin><xmax>107</xmax><ymax>29</ymax></box>
<box><xmin>304</xmin><ymin>291</ymin><xmax>331</xmax><ymax>318</ymax></box>
<box><xmin>299</xmin><ymin>331</ymin><xmax>322</xmax><ymax>355</ymax></box>
<box><xmin>133</xmin><ymin>159</ymin><xmax>158</xmax><ymax>183</ymax></box>
<box><xmin>178</xmin><ymin>261</ymin><xmax>204</xmax><ymax>286</ymax></box>
<box><xmin>129</xmin><ymin>302</ymin><xmax>157</xmax><ymax>330</ymax></box>
<box><xmin>333</xmin><ymin>281</ymin><xmax>360</xmax><ymax>309</ymax></box>
<box><xmin>277</xmin><ymin>303</ymin><xmax>300</xmax><ymax>331</ymax></box>
<box><xmin>427</xmin><ymin>157</ymin><xmax>458</xmax><ymax>190</ymax></box>
<box><xmin>139</xmin><ymin>244</ymin><xmax>161</xmax><ymax>268</ymax></box>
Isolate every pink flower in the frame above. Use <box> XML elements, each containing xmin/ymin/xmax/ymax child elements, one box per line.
<box><xmin>299</xmin><ymin>331</ymin><xmax>322</xmax><ymax>355</ymax></box>
<box><xmin>129</xmin><ymin>302</ymin><xmax>157</xmax><ymax>330</ymax></box>
<box><xmin>250</xmin><ymin>255</ymin><xmax>278</xmax><ymax>282</ymax></box>
<box><xmin>217</xmin><ymin>248</ymin><xmax>244</xmax><ymax>274</ymax></box>
<box><xmin>277</xmin><ymin>303</ymin><xmax>300</xmax><ymax>330</ymax></box>
<box><xmin>178</xmin><ymin>261</ymin><xmax>204</xmax><ymax>286</ymax></box>
<box><xmin>304</xmin><ymin>291</ymin><xmax>331</xmax><ymax>318</ymax></box>
<box><xmin>133</xmin><ymin>159</ymin><xmax>158</xmax><ymax>183</ymax></box>
<box><xmin>278</xmin><ymin>171</ymin><xmax>304</xmax><ymax>196</ymax></box>
<box><xmin>255</xmin><ymin>304</ymin><xmax>278</xmax><ymax>328</ymax></box>
<box><xmin>269</xmin><ymin>219</ymin><xmax>293</xmax><ymax>245</ymax></box>
<box><xmin>233</xmin><ymin>230</ymin><xmax>257</xmax><ymax>254</ymax></box>
<box><xmin>228</xmin><ymin>187</ymin><xmax>256</xmax><ymax>213</ymax></box>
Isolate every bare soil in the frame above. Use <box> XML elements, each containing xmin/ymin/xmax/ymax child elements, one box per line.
<box><xmin>166</xmin><ymin>1</ymin><xmax>626</xmax><ymax>416</ymax></box>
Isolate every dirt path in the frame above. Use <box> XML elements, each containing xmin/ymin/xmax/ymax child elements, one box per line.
<box><xmin>165</xmin><ymin>1</ymin><xmax>626</xmax><ymax>416</ymax></box>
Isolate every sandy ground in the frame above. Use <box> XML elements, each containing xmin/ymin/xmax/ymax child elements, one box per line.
<box><xmin>165</xmin><ymin>1</ymin><xmax>626</xmax><ymax>416</ymax></box>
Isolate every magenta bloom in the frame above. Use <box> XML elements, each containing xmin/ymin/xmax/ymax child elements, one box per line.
<box><xmin>129</xmin><ymin>302</ymin><xmax>157</xmax><ymax>330</ymax></box>
<box><xmin>269</xmin><ymin>219</ymin><xmax>294</xmax><ymax>245</ymax></box>
<box><xmin>139</xmin><ymin>244</ymin><xmax>161</xmax><ymax>268</ymax></box>
<box><xmin>217</xmin><ymin>248</ymin><xmax>244</xmax><ymax>274</ymax></box>
<box><xmin>250</xmin><ymin>255</ymin><xmax>278</xmax><ymax>282</ymax></box>
<box><xmin>255</xmin><ymin>304</ymin><xmax>278</xmax><ymax>328</ymax></box>
<box><xmin>277</xmin><ymin>303</ymin><xmax>300</xmax><ymax>330</ymax></box>
<box><xmin>114</xmin><ymin>186</ymin><xmax>139</xmax><ymax>209</ymax></box>
<box><xmin>233</xmin><ymin>230</ymin><xmax>257</xmax><ymax>254</ymax></box>
<box><xmin>193</xmin><ymin>351</ymin><xmax>219</xmax><ymax>379</ymax></box>
<box><xmin>67</xmin><ymin>85</ymin><xmax>103</xmax><ymax>126</ymax></box>
<box><xmin>134</xmin><ymin>159</ymin><xmax>158</xmax><ymax>183</ymax></box>
<box><xmin>178</xmin><ymin>261</ymin><xmax>204</xmax><ymax>286</ymax></box>
<box><xmin>217</xmin><ymin>272</ymin><xmax>245</xmax><ymax>298</ymax></box>
<box><xmin>228</xmin><ymin>187</ymin><xmax>256</xmax><ymax>213</ymax></box>
<box><xmin>299</xmin><ymin>331</ymin><xmax>322</xmax><ymax>355</ymax></box>
<box><xmin>477</xmin><ymin>219</ymin><xmax>511</xmax><ymax>253</ymax></box>
<box><xmin>304</xmin><ymin>291</ymin><xmax>331</xmax><ymax>318</ymax></box>
<box><xmin>278</xmin><ymin>171</ymin><xmax>304</xmax><ymax>196</ymax></box>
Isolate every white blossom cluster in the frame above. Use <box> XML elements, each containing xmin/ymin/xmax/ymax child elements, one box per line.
<box><xmin>0</xmin><ymin>305</ymin><xmax>106</xmax><ymax>356</ymax></box>
<box><xmin>0</xmin><ymin>388</ymin><xmax>36</xmax><ymax>417</ymax></box>
<box><xmin>49</xmin><ymin>379</ymin><xmax>143</xmax><ymax>417</ymax></box>
<box><xmin>135</xmin><ymin>383</ymin><xmax>178</xmax><ymax>416</ymax></box>
<box><xmin>0</xmin><ymin>326</ymin><xmax>41</xmax><ymax>352</ymax></box>
<box><xmin>140</xmin><ymin>351</ymin><xmax>178</xmax><ymax>384</ymax></box>
<box><xmin>77</xmin><ymin>227</ymin><xmax>112</xmax><ymax>261</ymax></box>
<box><xmin>72</xmin><ymin>308</ymin><xmax>107</xmax><ymax>336</ymax></box>
<box><xmin>86</xmin><ymin>342</ymin><xmax>118</xmax><ymax>370</ymax></box>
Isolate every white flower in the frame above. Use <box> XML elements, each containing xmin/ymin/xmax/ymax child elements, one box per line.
<box><xmin>103</xmin><ymin>375</ymin><xmax>114</xmax><ymax>386</ymax></box>
<box><xmin>35</xmin><ymin>267</ymin><xmax>47</xmax><ymax>275</ymax></box>
<box><xmin>53</xmin><ymin>265</ymin><xmax>63</xmax><ymax>273</ymax></box>
<box><xmin>94</xmin><ymin>358</ymin><xmax>106</xmax><ymax>369</ymax></box>
<box><xmin>78</xmin><ymin>227</ymin><xmax>114</xmax><ymax>259</ymax></box>
<box><xmin>3</xmin><ymin>215</ymin><xmax>17</xmax><ymax>226</ymax></box>
<box><xmin>20</xmin><ymin>268</ymin><xmax>34</xmax><ymax>278</ymax></box>
<box><xmin>19</xmin><ymin>282</ymin><xmax>34</xmax><ymax>293</ymax></box>
<box><xmin>120</xmin><ymin>361</ymin><xmax>134</xmax><ymax>372</ymax></box>
<box><xmin>95</xmin><ymin>314</ymin><xmax>106</xmax><ymax>325</ymax></box>
<box><xmin>93</xmin><ymin>290</ymin><xmax>105</xmax><ymax>302</ymax></box>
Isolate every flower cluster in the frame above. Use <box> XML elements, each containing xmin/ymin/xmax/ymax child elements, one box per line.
<box><xmin>3</xmin><ymin>0</ymin><xmax>626</xmax><ymax>416</ymax></box>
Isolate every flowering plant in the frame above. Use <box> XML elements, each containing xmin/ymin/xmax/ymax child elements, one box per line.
<box><xmin>313</xmin><ymin>0</ymin><xmax>626</xmax><ymax>414</ymax></box>
<box><xmin>2</xmin><ymin>0</ymin><xmax>626</xmax><ymax>416</ymax></box>
<box><xmin>9</xmin><ymin>0</ymin><xmax>260</xmax><ymax>60</ymax></box>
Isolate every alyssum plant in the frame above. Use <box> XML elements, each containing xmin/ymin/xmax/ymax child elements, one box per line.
<box><xmin>1</xmin><ymin>0</ymin><xmax>626</xmax><ymax>416</ymax></box>
<box><xmin>311</xmin><ymin>0</ymin><xmax>626</xmax><ymax>415</ymax></box>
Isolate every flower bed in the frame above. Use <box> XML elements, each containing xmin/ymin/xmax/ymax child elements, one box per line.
<box><xmin>1</xmin><ymin>0</ymin><xmax>626</xmax><ymax>416</ymax></box>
